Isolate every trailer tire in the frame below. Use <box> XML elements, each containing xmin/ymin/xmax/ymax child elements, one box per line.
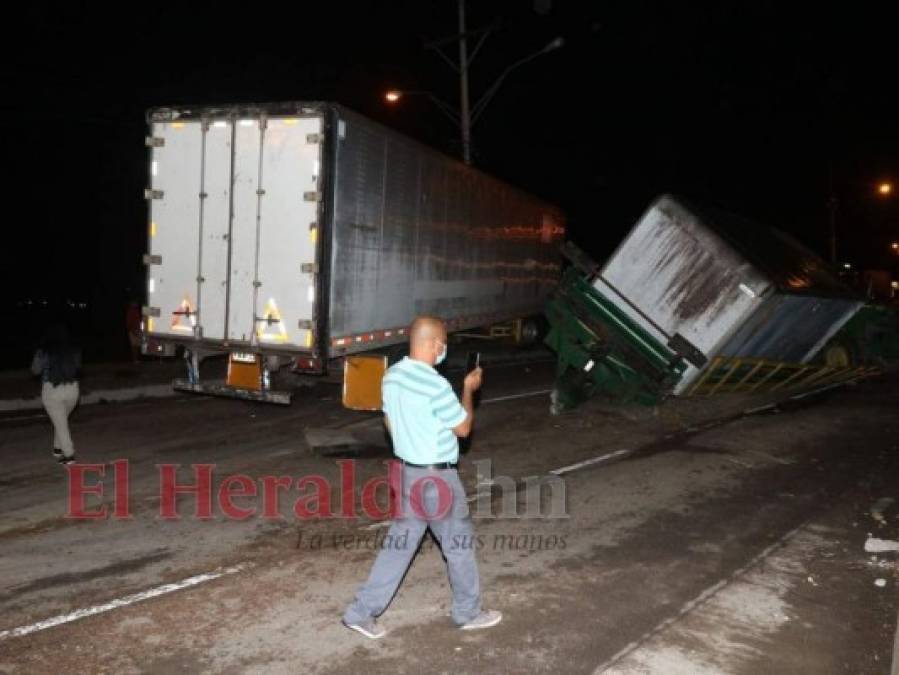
<box><xmin>517</xmin><ymin>317</ymin><xmax>545</xmax><ymax>346</ymax></box>
<box><xmin>822</xmin><ymin>340</ymin><xmax>856</xmax><ymax>368</ymax></box>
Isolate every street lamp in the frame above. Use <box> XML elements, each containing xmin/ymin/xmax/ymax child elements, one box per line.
<box><xmin>386</xmin><ymin>0</ymin><xmax>564</xmax><ymax>165</ymax></box>
<box><xmin>384</xmin><ymin>89</ymin><xmax>461</xmax><ymax>127</ymax></box>
<box><xmin>878</xmin><ymin>182</ymin><xmax>893</xmax><ymax>196</ymax></box>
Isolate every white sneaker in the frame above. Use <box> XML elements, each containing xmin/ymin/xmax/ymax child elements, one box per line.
<box><xmin>343</xmin><ymin>618</ymin><xmax>386</xmax><ymax>639</ymax></box>
<box><xmin>459</xmin><ymin>609</ymin><xmax>502</xmax><ymax>630</ymax></box>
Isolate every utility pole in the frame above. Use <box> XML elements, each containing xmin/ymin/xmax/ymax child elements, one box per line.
<box><xmin>829</xmin><ymin>193</ymin><xmax>838</xmax><ymax>264</ymax></box>
<box><xmin>386</xmin><ymin>2</ymin><xmax>563</xmax><ymax>165</ymax></box>
<box><xmin>458</xmin><ymin>0</ymin><xmax>472</xmax><ymax>165</ymax></box>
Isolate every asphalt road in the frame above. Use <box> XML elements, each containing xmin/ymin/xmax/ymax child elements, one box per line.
<box><xmin>1</xmin><ymin>356</ymin><xmax>897</xmax><ymax>674</ymax></box>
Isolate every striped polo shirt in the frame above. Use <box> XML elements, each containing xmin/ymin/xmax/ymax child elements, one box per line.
<box><xmin>381</xmin><ymin>356</ymin><xmax>468</xmax><ymax>464</ymax></box>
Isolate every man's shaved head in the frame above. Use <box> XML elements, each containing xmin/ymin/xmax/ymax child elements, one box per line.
<box><xmin>409</xmin><ymin>316</ymin><xmax>447</xmax><ymax>365</ymax></box>
<box><xmin>410</xmin><ymin>316</ymin><xmax>446</xmax><ymax>344</ymax></box>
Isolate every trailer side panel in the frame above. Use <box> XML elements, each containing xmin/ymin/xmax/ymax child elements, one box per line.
<box><xmin>327</xmin><ymin>107</ymin><xmax>564</xmax><ymax>354</ymax></box>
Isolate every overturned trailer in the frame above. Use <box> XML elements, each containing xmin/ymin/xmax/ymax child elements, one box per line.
<box><xmin>545</xmin><ymin>194</ymin><xmax>870</xmax><ymax>411</ymax></box>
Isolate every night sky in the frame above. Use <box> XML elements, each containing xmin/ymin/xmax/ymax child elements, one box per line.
<box><xmin>1</xmin><ymin>1</ymin><xmax>896</xmax><ymax>364</ymax></box>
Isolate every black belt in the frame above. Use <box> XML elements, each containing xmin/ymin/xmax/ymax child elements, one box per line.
<box><xmin>400</xmin><ymin>459</ymin><xmax>457</xmax><ymax>470</ymax></box>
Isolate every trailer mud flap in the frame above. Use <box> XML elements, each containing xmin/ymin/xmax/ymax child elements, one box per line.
<box><xmin>343</xmin><ymin>355</ymin><xmax>387</xmax><ymax>411</ymax></box>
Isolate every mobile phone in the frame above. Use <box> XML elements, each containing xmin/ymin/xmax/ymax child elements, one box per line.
<box><xmin>466</xmin><ymin>351</ymin><xmax>480</xmax><ymax>374</ymax></box>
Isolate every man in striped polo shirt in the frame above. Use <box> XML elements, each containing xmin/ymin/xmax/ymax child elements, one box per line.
<box><xmin>343</xmin><ymin>316</ymin><xmax>502</xmax><ymax>639</ymax></box>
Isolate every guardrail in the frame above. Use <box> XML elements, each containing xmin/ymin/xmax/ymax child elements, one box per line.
<box><xmin>685</xmin><ymin>356</ymin><xmax>880</xmax><ymax>397</ymax></box>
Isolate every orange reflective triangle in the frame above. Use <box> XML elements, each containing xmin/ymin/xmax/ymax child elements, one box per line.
<box><xmin>171</xmin><ymin>296</ymin><xmax>196</xmax><ymax>332</ymax></box>
<box><xmin>256</xmin><ymin>298</ymin><xmax>288</xmax><ymax>343</ymax></box>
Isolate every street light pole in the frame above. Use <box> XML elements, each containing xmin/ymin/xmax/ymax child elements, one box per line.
<box><xmin>829</xmin><ymin>194</ymin><xmax>838</xmax><ymax>264</ymax></box>
<box><xmin>470</xmin><ymin>37</ymin><xmax>564</xmax><ymax>125</ymax></box>
<box><xmin>388</xmin><ymin>3</ymin><xmax>563</xmax><ymax>165</ymax></box>
<box><xmin>458</xmin><ymin>0</ymin><xmax>472</xmax><ymax>165</ymax></box>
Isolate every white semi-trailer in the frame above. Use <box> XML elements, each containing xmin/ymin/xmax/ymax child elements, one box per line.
<box><xmin>142</xmin><ymin>102</ymin><xmax>565</xmax><ymax>403</ymax></box>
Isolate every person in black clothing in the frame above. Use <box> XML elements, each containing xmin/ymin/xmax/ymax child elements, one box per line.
<box><xmin>31</xmin><ymin>324</ymin><xmax>81</xmax><ymax>465</ymax></box>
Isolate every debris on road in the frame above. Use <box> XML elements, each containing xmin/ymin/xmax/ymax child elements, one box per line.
<box><xmin>864</xmin><ymin>537</ymin><xmax>899</xmax><ymax>553</ymax></box>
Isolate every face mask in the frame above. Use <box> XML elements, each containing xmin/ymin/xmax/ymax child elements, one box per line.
<box><xmin>435</xmin><ymin>341</ymin><xmax>447</xmax><ymax>366</ymax></box>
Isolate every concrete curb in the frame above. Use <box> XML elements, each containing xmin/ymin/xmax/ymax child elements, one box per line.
<box><xmin>0</xmin><ymin>384</ymin><xmax>178</xmax><ymax>412</ymax></box>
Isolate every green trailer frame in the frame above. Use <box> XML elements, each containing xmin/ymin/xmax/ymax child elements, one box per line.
<box><xmin>544</xmin><ymin>260</ymin><xmax>688</xmax><ymax>412</ymax></box>
<box><xmin>543</xmin><ymin>243</ymin><xmax>885</xmax><ymax>413</ymax></box>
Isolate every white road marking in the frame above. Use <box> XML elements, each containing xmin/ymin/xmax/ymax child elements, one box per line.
<box><xmin>789</xmin><ymin>381</ymin><xmax>848</xmax><ymax>401</ymax></box>
<box><xmin>363</xmin><ymin>521</ymin><xmax>391</xmax><ymax>531</ymax></box>
<box><xmin>593</xmin><ymin>523</ymin><xmax>806</xmax><ymax>674</ymax></box>
<box><xmin>467</xmin><ymin>488</ymin><xmax>494</xmax><ymax>504</ymax></box>
<box><xmin>267</xmin><ymin>448</ymin><xmax>302</xmax><ymax>457</ymax></box>
<box><xmin>744</xmin><ymin>448</ymin><xmax>795</xmax><ymax>465</ymax></box>
<box><xmin>725</xmin><ymin>457</ymin><xmax>753</xmax><ymax>469</ymax></box>
<box><xmin>743</xmin><ymin>403</ymin><xmax>777</xmax><ymax>415</ymax></box>
<box><xmin>0</xmin><ymin>414</ymin><xmax>47</xmax><ymax>423</ymax></box>
<box><xmin>550</xmin><ymin>449</ymin><xmax>632</xmax><ymax>476</ymax></box>
<box><xmin>0</xmin><ymin>563</ymin><xmax>250</xmax><ymax>641</ymax></box>
<box><xmin>482</xmin><ymin>389</ymin><xmax>553</xmax><ymax>404</ymax></box>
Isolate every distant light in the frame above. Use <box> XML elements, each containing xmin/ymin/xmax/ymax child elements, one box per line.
<box><xmin>878</xmin><ymin>182</ymin><xmax>893</xmax><ymax>196</ymax></box>
<box><xmin>213</xmin><ymin>121</ymin><xmax>227</xmax><ymax>129</ymax></box>
<box><xmin>543</xmin><ymin>36</ymin><xmax>565</xmax><ymax>52</ymax></box>
<box><xmin>239</xmin><ymin>119</ymin><xmax>255</xmax><ymax>127</ymax></box>
<box><xmin>892</xmin><ymin>281</ymin><xmax>899</xmax><ymax>290</ymax></box>
<box><xmin>843</xmin><ymin>263</ymin><xmax>852</xmax><ymax>269</ymax></box>
<box><xmin>385</xmin><ymin>90</ymin><xmax>402</xmax><ymax>103</ymax></box>
<box><xmin>892</xmin><ymin>242</ymin><xmax>899</xmax><ymax>250</ymax></box>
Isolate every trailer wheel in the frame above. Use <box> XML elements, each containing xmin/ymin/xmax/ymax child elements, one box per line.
<box><xmin>823</xmin><ymin>341</ymin><xmax>854</xmax><ymax>368</ymax></box>
<box><xmin>517</xmin><ymin>317</ymin><xmax>545</xmax><ymax>346</ymax></box>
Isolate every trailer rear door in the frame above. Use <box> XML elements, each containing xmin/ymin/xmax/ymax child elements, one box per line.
<box><xmin>146</xmin><ymin>115</ymin><xmax>323</xmax><ymax>351</ymax></box>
